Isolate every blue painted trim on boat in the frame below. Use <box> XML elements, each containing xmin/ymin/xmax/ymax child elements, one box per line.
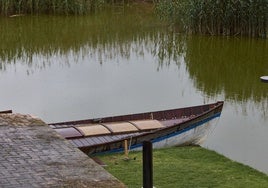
<box><xmin>95</xmin><ymin>112</ymin><xmax>221</xmax><ymax>155</ymax></box>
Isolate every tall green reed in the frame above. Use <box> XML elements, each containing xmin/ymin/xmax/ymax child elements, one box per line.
<box><xmin>155</xmin><ymin>0</ymin><xmax>268</xmax><ymax>38</ymax></box>
<box><xmin>0</xmin><ymin>0</ymin><xmax>108</xmax><ymax>15</ymax></box>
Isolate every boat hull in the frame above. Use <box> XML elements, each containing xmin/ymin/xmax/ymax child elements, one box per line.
<box><xmin>260</xmin><ymin>76</ymin><xmax>268</xmax><ymax>83</ymax></box>
<box><xmin>86</xmin><ymin>110</ymin><xmax>221</xmax><ymax>155</ymax></box>
<box><xmin>50</xmin><ymin>101</ymin><xmax>224</xmax><ymax>155</ymax></box>
<box><xmin>135</xmin><ymin>113</ymin><xmax>218</xmax><ymax>151</ymax></box>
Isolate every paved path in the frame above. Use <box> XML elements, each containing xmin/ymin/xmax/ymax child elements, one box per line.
<box><xmin>0</xmin><ymin>113</ymin><xmax>125</xmax><ymax>188</ymax></box>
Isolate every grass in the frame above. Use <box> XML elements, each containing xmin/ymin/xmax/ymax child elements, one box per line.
<box><xmin>97</xmin><ymin>146</ymin><xmax>268</xmax><ymax>188</ymax></box>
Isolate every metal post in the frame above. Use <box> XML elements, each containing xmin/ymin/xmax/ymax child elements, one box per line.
<box><xmin>124</xmin><ymin>140</ymin><xmax>128</xmax><ymax>159</ymax></box>
<box><xmin>143</xmin><ymin>141</ymin><xmax>153</xmax><ymax>188</ymax></box>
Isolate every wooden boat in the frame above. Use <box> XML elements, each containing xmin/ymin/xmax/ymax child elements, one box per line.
<box><xmin>49</xmin><ymin>101</ymin><xmax>224</xmax><ymax>155</ymax></box>
<box><xmin>260</xmin><ymin>76</ymin><xmax>268</xmax><ymax>83</ymax></box>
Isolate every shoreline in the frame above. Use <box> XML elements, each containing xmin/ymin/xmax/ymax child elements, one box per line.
<box><xmin>98</xmin><ymin>146</ymin><xmax>268</xmax><ymax>187</ymax></box>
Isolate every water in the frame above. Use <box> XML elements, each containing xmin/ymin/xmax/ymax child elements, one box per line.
<box><xmin>1</xmin><ymin>5</ymin><xmax>268</xmax><ymax>173</ymax></box>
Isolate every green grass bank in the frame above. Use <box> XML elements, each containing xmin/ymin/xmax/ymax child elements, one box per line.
<box><xmin>98</xmin><ymin>146</ymin><xmax>268</xmax><ymax>188</ymax></box>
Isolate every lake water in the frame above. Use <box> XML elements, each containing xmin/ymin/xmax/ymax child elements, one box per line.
<box><xmin>1</xmin><ymin>4</ymin><xmax>268</xmax><ymax>173</ymax></box>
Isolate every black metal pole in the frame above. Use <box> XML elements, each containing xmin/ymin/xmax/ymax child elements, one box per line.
<box><xmin>143</xmin><ymin>141</ymin><xmax>153</xmax><ymax>188</ymax></box>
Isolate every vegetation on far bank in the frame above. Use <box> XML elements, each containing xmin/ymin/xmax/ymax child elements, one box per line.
<box><xmin>2</xmin><ymin>0</ymin><xmax>268</xmax><ymax>38</ymax></box>
<box><xmin>155</xmin><ymin>0</ymin><xmax>268</xmax><ymax>38</ymax></box>
<box><xmin>0</xmin><ymin>0</ymin><xmax>121</xmax><ymax>15</ymax></box>
<box><xmin>0</xmin><ymin>0</ymin><xmax>153</xmax><ymax>15</ymax></box>
<box><xmin>98</xmin><ymin>146</ymin><xmax>268</xmax><ymax>187</ymax></box>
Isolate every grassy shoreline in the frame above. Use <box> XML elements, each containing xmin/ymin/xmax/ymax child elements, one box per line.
<box><xmin>98</xmin><ymin>146</ymin><xmax>268</xmax><ymax>187</ymax></box>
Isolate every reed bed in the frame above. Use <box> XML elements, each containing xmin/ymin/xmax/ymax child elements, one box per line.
<box><xmin>155</xmin><ymin>0</ymin><xmax>268</xmax><ymax>38</ymax></box>
<box><xmin>0</xmin><ymin>0</ymin><xmax>107</xmax><ymax>15</ymax></box>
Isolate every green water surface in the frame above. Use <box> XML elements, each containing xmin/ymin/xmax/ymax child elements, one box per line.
<box><xmin>0</xmin><ymin>4</ymin><xmax>268</xmax><ymax>173</ymax></box>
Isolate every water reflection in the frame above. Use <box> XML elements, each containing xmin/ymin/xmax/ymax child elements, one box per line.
<box><xmin>184</xmin><ymin>36</ymin><xmax>268</xmax><ymax>101</ymax></box>
<box><xmin>182</xmin><ymin>35</ymin><xmax>268</xmax><ymax>119</ymax></box>
<box><xmin>1</xmin><ymin>7</ymin><xmax>268</xmax><ymax>107</ymax></box>
<box><xmin>1</xmin><ymin>4</ymin><xmax>268</xmax><ymax>173</ymax></box>
<box><xmin>0</xmin><ymin>5</ymin><xmax>161</xmax><ymax>67</ymax></box>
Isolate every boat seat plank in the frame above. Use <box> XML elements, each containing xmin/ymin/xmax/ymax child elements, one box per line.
<box><xmin>77</xmin><ymin>124</ymin><xmax>111</xmax><ymax>136</ymax></box>
<box><xmin>54</xmin><ymin>127</ymin><xmax>83</xmax><ymax>139</ymax></box>
<box><xmin>75</xmin><ymin>120</ymin><xmax>164</xmax><ymax>137</ymax></box>
<box><xmin>130</xmin><ymin>120</ymin><xmax>164</xmax><ymax>130</ymax></box>
<box><xmin>102</xmin><ymin>122</ymin><xmax>138</xmax><ymax>133</ymax></box>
